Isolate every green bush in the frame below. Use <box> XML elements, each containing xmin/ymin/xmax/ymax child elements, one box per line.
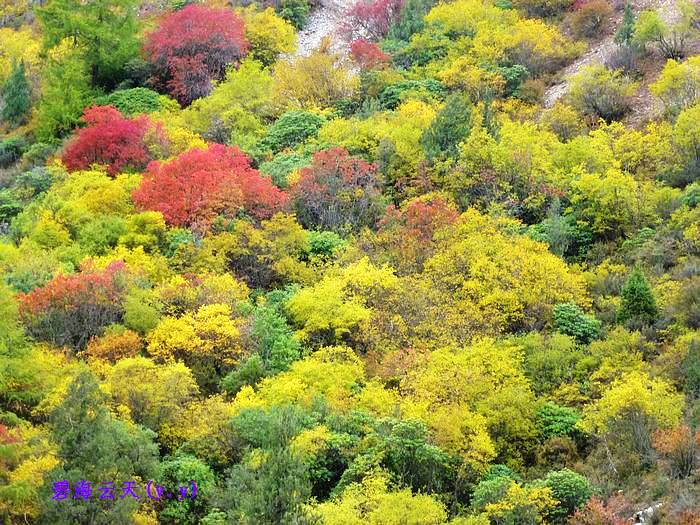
<box><xmin>379</xmin><ymin>79</ymin><xmax>446</xmax><ymax>110</ymax></box>
<box><xmin>540</xmin><ymin>469</ymin><xmax>592</xmax><ymax>522</ymax></box>
<box><xmin>94</xmin><ymin>87</ymin><xmax>176</xmax><ymax>116</ymax></box>
<box><xmin>471</xmin><ymin>476</ymin><xmax>513</xmax><ymax>513</ymax></box>
<box><xmin>617</xmin><ymin>266</ymin><xmax>658</xmax><ymax>325</ymax></box>
<box><xmin>512</xmin><ymin>0</ymin><xmax>573</xmax><ymax>18</ymax></box>
<box><xmin>259</xmin><ymin>111</ymin><xmax>324</xmax><ymax>154</ymax></box>
<box><xmin>568</xmin><ymin>64</ymin><xmax>636</xmax><ymax>122</ymax></box>
<box><xmin>537</xmin><ymin>403</ymin><xmax>581</xmax><ymax>439</ymax></box>
<box><xmin>279</xmin><ymin>0</ymin><xmax>311</xmax><ymax>29</ymax></box>
<box><xmin>0</xmin><ymin>137</ymin><xmax>27</xmax><ymax>168</ymax></box>
<box><xmin>20</xmin><ymin>143</ymin><xmax>55</xmax><ymax>170</ymax></box>
<box><xmin>421</xmin><ymin>93</ymin><xmax>472</xmax><ymax>161</ymax></box>
<box><xmin>307</xmin><ymin>230</ymin><xmax>346</xmax><ymax>260</ymax></box>
<box><xmin>553</xmin><ymin>303</ymin><xmax>601</xmax><ymax>344</ymax></box>
<box><xmin>0</xmin><ymin>190</ymin><xmax>23</xmax><ymax>223</ymax></box>
<box><xmin>1</xmin><ymin>60</ymin><xmax>31</xmax><ymax>127</ymax></box>
<box><xmin>260</xmin><ymin>151</ymin><xmax>312</xmax><ymax>188</ymax></box>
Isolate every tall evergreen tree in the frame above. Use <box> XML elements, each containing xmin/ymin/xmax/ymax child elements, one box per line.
<box><xmin>421</xmin><ymin>93</ymin><xmax>472</xmax><ymax>162</ymax></box>
<box><xmin>615</xmin><ymin>3</ymin><xmax>636</xmax><ymax>46</ymax></box>
<box><xmin>39</xmin><ymin>371</ymin><xmax>159</xmax><ymax>525</ymax></box>
<box><xmin>37</xmin><ymin>0</ymin><xmax>140</xmax><ymax>87</ymax></box>
<box><xmin>387</xmin><ymin>0</ymin><xmax>436</xmax><ymax>42</ymax></box>
<box><xmin>1</xmin><ymin>60</ymin><xmax>31</xmax><ymax>127</ymax></box>
<box><xmin>618</xmin><ymin>266</ymin><xmax>658</xmax><ymax>324</ymax></box>
<box><xmin>34</xmin><ymin>51</ymin><xmax>94</xmax><ymax>141</ymax></box>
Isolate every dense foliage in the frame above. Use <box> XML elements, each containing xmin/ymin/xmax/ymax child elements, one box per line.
<box><xmin>2</xmin><ymin>0</ymin><xmax>700</xmax><ymax>523</ymax></box>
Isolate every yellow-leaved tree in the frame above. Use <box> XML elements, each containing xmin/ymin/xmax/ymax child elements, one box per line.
<box><xmin>315</xmin><ymin>471</ymin><xmax>449</xmax><ymax>525</ymax></box>
<box><xmin>580</xmin><ymin>371</ymin><xmax>684</xmax><ymax>465</ymax></box>
<box><xmin>401</xmin><ymin>338</ymin><xmax>537</xmax><ymax>471</ymax></box>
<box><xmin>146</xmin><ymin>303</ymin><xmax>244</xmax><ymax>390</ymax></box>
<box><xmin>286</xmin><ymin>257</ymin><xmax>399</xmax><ymax>345</ymax></box>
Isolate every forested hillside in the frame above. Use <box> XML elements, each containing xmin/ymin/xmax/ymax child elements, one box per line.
<box><xmin>2</xmin><ymin>0</ymin><xmax>700</xmax><ymax>523</ymax></box>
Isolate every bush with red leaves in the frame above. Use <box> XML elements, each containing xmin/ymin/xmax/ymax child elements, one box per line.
<box><xmin>291</xmin><ymin>147</ymin><xmax>385</xmax><ymax>234</ymax></box>
<box><xmin>343</xmin><ymin>0</ymin><xmax>404</xmax><ymax>41</ymax></box>
<box><xmin>360</xmin><ymin>194</ymin><xmax>459</xmax><ymax>274</ymax></box>
<box><xmin>380</xmin><ymin>195</ymin><xmax>459</xmax><ymax>244</ymax></box>
<box><xmin>18</xmin><ymin>261</ymin><xmax>126</xmax><ymax>351</ymax></box>
<box><xmin>144</xmin><ymin>5</ymin><xmax>249</xmax><ymax>105</ymax></box>
<box><xmin>652</xmin><ymin>425</ymin><xmax>699</xmax><ymax>479</ymax></box>
<box><xmin>350</xmin><ymin>39</ymin><xmax>390</xmax><ymax>69</ymax></box>
<box><xmin>61</xmin><ymin>105</ymin><xmax>159</xmax><ymax>176</ymax></box>
<box><xmin>133</xmin><ymin>144</ymin><xmax>288</xmax><ymax>230</ymax></box>
<box><xmin>567</xmin><ymin>498</ymin><xmax>626</xmax><ymax>525</ymax></box>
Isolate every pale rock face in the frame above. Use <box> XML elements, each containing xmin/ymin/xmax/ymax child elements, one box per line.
<box><xmin>296</xmin><ymin>0</ymin><xmax>349</xmax><ymax>56</ymax></box>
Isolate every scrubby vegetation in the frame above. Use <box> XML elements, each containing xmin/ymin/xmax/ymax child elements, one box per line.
<box><xmin>1</xmin><ymin>0</ymin><xmax>700</xmax><ymax>523</ymax></box>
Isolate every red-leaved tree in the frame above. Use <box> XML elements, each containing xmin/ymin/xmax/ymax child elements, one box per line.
<box><xmin>360</xmin><ymin>194</ymin><xmax>458</xmax><ymax>274</ymax></box>
<box><xmin>143</xmin><ymin>5</ymin><xmax>249</xmax><ymax>105</ymax></box>
<box><xmin>379</xmin><ymin>195</ymin><xmax>459</xmax><ymax>244</ymax></box>
<box><xmin>133</xmin><ymin>144</ymin><xmax>287</xmax><ymax>230</ymax></box>
<box><xmin>291</xmin><ymin>147</ymin><xmax>384</xmax><ymax>234</ymax></box>
<box><xmin>566</xmin><ymin>498</ymin><xmax>627</xmax><ymax>525</ymax></box>
<box><xmin>61</xmin><ymin>105</ymin><xmax>161</xmax><ymax>176</ymax></box>
<box><xmin>18</xmin><ymin>261</ymin><xmax>126</xmax><ymax>351</ymax></box>
<box><xmin>343</xmin><ymin>0</ymin><xmax>404</xmax><ymax>41</ymax></box>
<box><xmin>350</xmin><ymin>38</ymin><xmax>390</xmax><ymax>69</ymax></box>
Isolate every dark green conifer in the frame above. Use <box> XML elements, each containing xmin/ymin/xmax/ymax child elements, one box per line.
<box><xmin>618</xmin><ymin>266</ymin><xmax>658</xmax><ymax>324</ymax></box>
<box><xmin>2</xmin><ymin>60</ymin><xmax>31</xmax><ymax>127</ymax></box>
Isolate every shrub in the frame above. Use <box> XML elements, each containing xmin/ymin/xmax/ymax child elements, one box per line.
<box><xmin>615</xmin><ymin>2</ymin><xmax>636</xmax><ymax>46</ymax></box>
<box><xmin>291</xmin><ymin>147</ymin><xmax>385</xmax><ymax>234</ymax></box>
<box><xmin>344</xmin><ymin>0</ymin><xmax>405</xmax><ymax>41</ymax></box>
<box><xmin>541</xmin><ymin>469</ymin><xmax>593</xmax><ymax>523</ymax></box>
<box><xmin>672</xmin><ymin>104</ymin><xmax>700</xmax><ymax>186</ymax></box>
<box><xmin>239</xmin><ymin>6</ymin><xmax>296</xmax><ymax>66</ymax></box>
<box><xmin>617</xmin><ymin>266</ymin><xmax>658</xmax><ymax>325</ymax></box>
<box><xmin>83</xmin><ymin>325</ymin><xmax>143</xmax><ymax>362</ymax></box>
<box><xmin>650</xmin><ymin>56</ymin><xmax>700</xmax><ymax>117</ymax></box>
<box><xmin>568</xmin><ymin>64</ymin><xmax>636</xmax><ymax>122</ymax></box>
<box><xmin>0</xmin><ymin>190</ymin><xmax>22</xmax><ymax>223</ymax></box>
<box><xmin>1</xmin><ymin>60</ymin><xmax>31</xmax><ymax>127</ymax></box>
<box><xmin>605</xmin><ymin>45</ymin><xmax>639</xmax><ymax>75</ymax></box>
<box><xmin>570</xmin><ymin>0</ymin><xmax>613</xmax><ymax>39</ymax></box>
<box><xmin>512</xmin><ymin>0</ymin><xmax>573</xmax><ymax>18</ymax></box>
<box><xmin>94</xmin><ymin>87</ymin><xmax>174</xmax><ymax>116</ymax></box>
<box><xmin>308</xmin><ymin>230</ymin><xmax>346</xmax><ymax>260</ymax></box>
<box><xmin>553</xmin><ymin>303</ymin><xmax>601</xmax><ymax>344</ymax></box>
<box><xmin>277</xmin><ymin>0</ymin><xmax>311</xmax><ymax>29</ymax></box>
<box><xmin>652</xmin><ymin>425</ymin><xmax>699</xmax><ymax>479</ymax></box>
<box><xmin>34</xmin><ymin>51</ymin><xmax>95</xmax><ymax>141</ymax></box>
<box><xmin>421</xmin><ymin>93</ymin><xmax>472</xmax><ymax>161</ymax></box>
<box><xmin>260</xmin><ymin>152</ymin><xmax>311</xmax><ymax>188</ymax></box>
<box><xmin>379</xmin><ymin>79</ymin><xmax>445</xmax><ymax>109</ymax></box>
<box><xmin>633</xmin><ymin>2</ymin><xmax>699</xmax><ymax>60</ymax></box>
<box><xmin>273</xmin><ymin>41</ymin><xmax>359</xmax><ymax>109</ymax></box>
<box><xmin>0</xmin><ymin>137</ymin><xmax>26</xmax><ymax>168</ymax></box>
<box><xmin>537</xmin><ymin>403</ymin><xmax>582</xmax><ymax>439</ymax></box>
<box><xmin>350</xmin><ymin>39</ymin><xmax>390</xmax><ymax>69</ymax></box>
<box><xmin>540</xmin><ymin>103</ymin><xmax>586</xmax><ymax>142</ymax></box>
<box><xmin>471</xmin><ymin>476</ymin><xmax>513</xmax><ymax>513</ymax></box>
<box><xmin>567</xmin><ymin>498</ymin><xmax>627</xmax><ymax>525</ymax></box>
<box><xmin>61</xmin><ymin>105</ymin><xmax>158</xmax><ymax>176</ymax></box>
<box><xmin>144</xmin><ymin>5</ymin><xmax>249</xmax><ymax>105</ymax></box>
<box><xmin>133</xmin><ymin>143</ymin><xmax>287</xmax><ymax>229</ymax></box>
<box><xmin>259</xmin><ymin>111</ymin><xmax>324</xmax><ymax>154</ymax></box>
<box><xmin>18</xmin><ymin>262</ymin><xmax>126</xmax><ymax>351</ymax></box>
<box><xmin>387</xmin><ymin>0</ymin><xmax>433</xmax><ymax>41</ymax></box>
<box><xmin>20</xmin><ymin>143</ymin><xmax>56</xmax><ymax>170</ymax></box>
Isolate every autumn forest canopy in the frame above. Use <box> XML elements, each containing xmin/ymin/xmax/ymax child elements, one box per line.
<box><xmin>2</xmin><ymin>0</ymin><xmax>700</xmax><ymax>523</ymax></box>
